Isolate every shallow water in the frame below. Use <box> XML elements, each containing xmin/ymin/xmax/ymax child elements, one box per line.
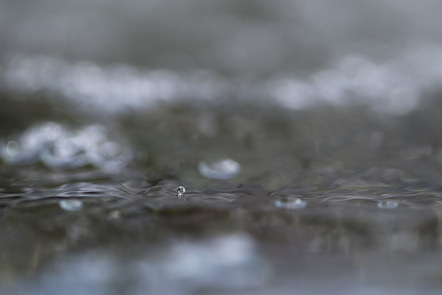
<box><xmin>2</xmin><ymin>1</ymin><xmax>442</xmax><ymax>294</ymax></box>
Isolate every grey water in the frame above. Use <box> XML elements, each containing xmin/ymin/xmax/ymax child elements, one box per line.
<box><xmin>2</xmin><ymin>1</ymin><xmax>442</xmax><ymax>294</ymax></box>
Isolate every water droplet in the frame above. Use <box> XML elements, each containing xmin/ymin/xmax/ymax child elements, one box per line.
<box><xmin>377</xmin><ymin>200</ymin><xmax>399</xmax><ymax>209</ymax></box>
<box><xmin>59</xmin><ymin>199</ymin><xmax>83</xmax><ymax>212</ymax></box>
<box><xmin>275</xmin><ymin>197</ymin><xmax>307</xmax><ymax>209</ymax></box>
<box><xmin>198</xmin><ymin>158</ymin><xmax>240</xmax><ymax>180</ymax></box>
<box><xmin>177</xmin><ymin>186</ymin><xmax>186</xmax><ymax>198</ymax></box>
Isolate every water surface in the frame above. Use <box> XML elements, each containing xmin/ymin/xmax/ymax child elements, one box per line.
<box><xmin>2</xmin><ymin>1</ymin><xmax>442</xmax><ymax>294</ymax></box>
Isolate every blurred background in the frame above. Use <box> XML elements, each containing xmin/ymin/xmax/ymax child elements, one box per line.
<box><xmin>3</xmin><ymin>1</ymin><xmax>442</xmax><ymax>294</ymax></box>
<box><xmin>2</xmin><ymin>0</ymin><xmax>442</xmax><ymax>114</ymax></box>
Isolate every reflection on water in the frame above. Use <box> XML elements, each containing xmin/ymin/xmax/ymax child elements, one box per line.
<box><xmin>2</xmin><ymin>0</ymin><xmax>442</xmax><ymax>294</ymax></box>
<box><xmin>10</xmin><ymin>234</ymin><xmax>270</xmax><ymax>295</ymax></box>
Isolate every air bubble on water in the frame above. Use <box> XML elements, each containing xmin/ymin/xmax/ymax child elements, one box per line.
<box><xmin>59</xmin><ymin>199</ymin><xmax>83</xmax><ymax>212</ymax></box>
<box><xmin>0</xmin><ymin>139</ymin><xmax>40</xmax><ymax>165</ymax></box>
<box><xmin>0</xmin><ymin>122</ymin><xmax>132</xmax><ymax>170</ymax></box>
<box><xmin>177</xmin><ymin>185</ymin><xmax>186</xmax><ymax>198</ymax></box>
<box><xmin>198</xmin><ymin>158</ymin><xmax>241</xmax><ymax>180</ymax></box>
<box><xmin>5</xmin><ymin>141</ymin><xmax>20</xmax><ymax>157</ymax></box>
<box><xmin>107</xmin><ymin>210</ymin><xmax>121</xmax><ymax>220</ymax></box>
<box><xmin>275</xmin><ymin>197</ymin><xmax>307</xmax><ymax>209</ymax></box>
<box><xmin>377</xmin><ymin>200</ymin><xmax>399</xmax><ymax>209</ymax></box>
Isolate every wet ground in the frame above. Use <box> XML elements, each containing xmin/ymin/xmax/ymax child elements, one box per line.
<box><xmin>2</xmin><ymin>1</ymin><xmax>442</xmax><ymax>294</ymax></box>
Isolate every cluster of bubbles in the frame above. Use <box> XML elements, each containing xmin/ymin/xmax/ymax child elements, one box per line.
<box><xmin>2</xmin><ymin>55</ymin><xmax>228</xmax><ymax>114</ymax></box>
<box><xmin>0</xmin><ymin>122</ymin><xmax>132</xmax><ymax>171</ymax></box>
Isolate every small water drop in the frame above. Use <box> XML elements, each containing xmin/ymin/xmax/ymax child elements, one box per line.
<box><xmin>275</xmin><ymin>197</ymin><xmax>307</xmax><ymax>209</ymax></box>
<box><xmin>177</xmin><ymin>186</ymin><xmax>186</xmax><ymax>198</ymax></box>
<box><xmin>198</xmin><ymin>158</ymin><xmax>240</xmax><ymax>180</ymax></box>
<box><xmin>377</xmin><ymin>200</ymin><xmax>399</xmax><ymax>209</ymax></box>
<box><xmin>59</xmin><ymin>199</ymin><xmax>83</xmax><ymax>212</ymax></box>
